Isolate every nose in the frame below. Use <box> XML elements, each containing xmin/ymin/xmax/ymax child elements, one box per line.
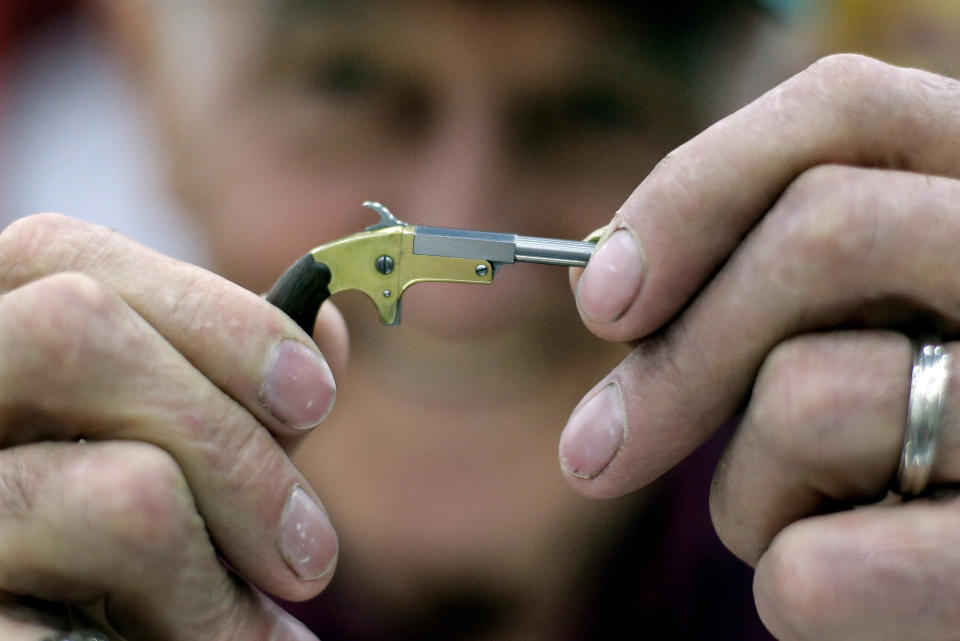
<box><xmin>404</xmin><ymin>86</ymin><xmax>509</xmax><ymax>231</ymax></box>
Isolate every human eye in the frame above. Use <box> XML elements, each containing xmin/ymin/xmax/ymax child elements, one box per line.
<box><xmin>564</xmin><ymin>85</ymin><xmax>636</xmax><ymax>132</ymax></box>
<box><xmin>295</xmin><ymin>47</ymin><xmax>432</xmax><ymax>133</ymax></box>
<box><xmin>511</xmin><ymin>83</ymin><xmax>644</xmax><ymax>155</ymax></box>
<box><xmin>307</xmin><ymin>50</ymin><xmax>386</xmax><ymax>101</ymax></box>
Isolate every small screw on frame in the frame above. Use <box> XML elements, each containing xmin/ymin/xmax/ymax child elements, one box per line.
<box><xmin>376</xmin><ymin>255</ymin><xmax>395</xmax><ymax>275</ymax></box>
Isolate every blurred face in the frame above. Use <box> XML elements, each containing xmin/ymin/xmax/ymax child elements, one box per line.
<box><xmin>144</xmin><ymin>0</ymin><xmax>697</xmax><ymax>362</ymax></box>
<box><xmin>134</xmin><ymin>0</ymin><xmax>723</xmax><ymax>615</ymax></box>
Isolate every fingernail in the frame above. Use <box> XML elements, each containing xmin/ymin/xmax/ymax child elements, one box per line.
<box><xmin>279</xmin><ymin>486</ymin><xmax>339</xmax><ymax>580</ymax></box>
<box><xmin>577</xmin><ymin>227</ymin><xmax>644</xmax><ymax>323</ymax></box>
<box><xmin>261</xmin><ymin>340</ymin><xmax>336</xmax><ymax>429</ymax></box>
<box><xmin>559</xmin><ymin>382</ymin><xmax>626</xmax><ymax>479</ymax></box>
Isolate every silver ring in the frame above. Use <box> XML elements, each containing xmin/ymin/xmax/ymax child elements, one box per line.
<box><xmin>897</xmin><ymin>343</ymin><xmax>952</xmax><ymax>497</ymax></box>
<box><xmin>38</xmin><ymin>630</ymin><xmax>109</xmax><ymax>641</ymax></box>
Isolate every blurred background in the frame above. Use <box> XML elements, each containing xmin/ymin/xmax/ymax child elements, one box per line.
<box><xmin>2</xmin><ymin>2</ymin><xmax>958</xmax><ymax>244</ymax></box>
<box><xmin>3</xmin><ymin>2</ymin><xmax>960</xmax><ymax>640</ymax></box>
<box><xmin>4</xmin><ymin>1</ymin><xmax>960</xmax><ymax>258</ymax></box>
<box><xmin>5</xmin><ymin>1</ymin><xmax>959</xmax><ymax>256</ymax></box>
<box><xmin>0</xmin><ymin>0</ymin><xmax>208</xmax><ymax>263</ymax></box>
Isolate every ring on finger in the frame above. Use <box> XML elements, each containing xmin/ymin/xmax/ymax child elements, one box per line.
<box><xmin>896</xmin><ymin>342</ymin><xmax>952</xmax><ymax>497</ymax></box>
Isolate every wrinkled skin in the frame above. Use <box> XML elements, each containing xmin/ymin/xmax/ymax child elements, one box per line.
<box><xmin>4</xmin><ymin>2</ymin><xmax>960</xmax><ymax>640</ymax></box>
<box><xmin>566</xmin><ymin>54</ymin><xmax>960</xmax><ymax>640</ymax></box>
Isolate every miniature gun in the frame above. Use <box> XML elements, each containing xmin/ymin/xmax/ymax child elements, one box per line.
<box><xmin>266</xmin><ymin>201</ymin><xmax>603</xmax><ymax>334</ymax></box>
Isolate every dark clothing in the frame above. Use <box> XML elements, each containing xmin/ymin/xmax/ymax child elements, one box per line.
<box><xmin>283</xmin><ymin>425</ymin><xmax>773</xmax><ymax>640</ymax></box>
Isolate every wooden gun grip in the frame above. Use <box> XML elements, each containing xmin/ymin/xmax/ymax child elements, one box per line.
<box><xmin>266</xmin><ymin>253</ymin><xmax>332</xmax><ymax>336</ymax></box>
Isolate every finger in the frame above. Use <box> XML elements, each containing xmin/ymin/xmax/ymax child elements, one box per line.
<box><xmin>754</xmin><ymin>501</ymin><xmax>960</xmax><ymax>641</ymax></box>
<box><xmin>709</xmin><ymin>331</ymin><xmax>918</xmax><ymax>565</ymax></box>
<box><xmin>0</xmin><ymin>213</ymin><xmax>338</xmax><ymax>438</ymax></box>
<box><xmin>0</xmin><ymin>440</ymin><xmax>319</xmax><ymax>641</ymax></box>
<box><xmin>573</xmin><ymin>54</ymin><xmax>960</xmax><ymax>342</ymax></box>
<box><xmin>560</xmin><ymin>166</ymin><xmax>960</xmax><ymax>496</ymax></box>
<box><xmin>0</xmin><ymin>273</ymin><xmax>338</xmax><ymax>601</ymax></box>
<box><xmin>312</xmin><ymin>301</ymin><xmax>349</xmax><ymax>382</ymax></box>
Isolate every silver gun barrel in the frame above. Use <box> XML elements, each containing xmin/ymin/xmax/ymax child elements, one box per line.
<box><xmin>414</xmin><ymin>226</ymin><xmax>595</xmax><ymax>267</ymax></box>
<box><xmin>514</xmin><ymin>235</ymin><xmax>594</xmax><ymax>267</ymax></box>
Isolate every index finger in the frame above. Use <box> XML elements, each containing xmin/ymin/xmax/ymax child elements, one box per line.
<box><xmin>0</xmin><ymin>213</ymin><xmax>338</xmax><ymax>437</ymax></box>
<box><xmin>573</xmin><ymin>54</ymin><xmax>960</xmax><ymax>342</ymax></box>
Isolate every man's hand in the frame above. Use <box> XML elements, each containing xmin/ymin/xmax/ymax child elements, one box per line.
<box><xmin>0</xmin><ymin>214</ymin><xmax>346</xmax><ymax>640</ymax></box>
<box><xmin>565</xmin><ymin>54</ymin><xmax>960</xmax><ymax>639</ymax></box>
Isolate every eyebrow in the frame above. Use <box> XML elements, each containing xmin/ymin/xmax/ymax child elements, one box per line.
<box><xmin>262</xmin><ymin>0</ymin><xmax>756</xmax><ymax>79</ymax></box>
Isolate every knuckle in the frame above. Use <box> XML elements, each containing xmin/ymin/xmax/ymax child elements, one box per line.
<box><xmin>0</xmin><ymin>213</ymin><xmax>82</xmax><ymax>279</ymax></box>
<box><xmin>754</xmin><ymin>526</ymin><xmax>832</xmax><ymax>641</ymax></box>
<box><xmin>69</xmin><ymin>442</ymin><xmax>201</xmax><ymax>553</ymax></box>
<box><xmin>791</xmin><ymin>55</ymin><xmax>956</xmax><ymax>173</ymax></box>
<box><xmin>25</xmin><ymin>271</ymin><xmax>117</xmax><ymax>319</ymax></box>
<box><xmin>763</xmin><ymin>165</ymin><xmax>877</xmax><ymax>290</ymax></box>
<box><xmin>3</xmin><ymin>273</ymin><xmax>128</xmax><ymax>389</ymax></box>
<box><xmin>0</xmin><ymin>211</ymin><xmax>76</xmax><ymax>249</ymax></box>
<box><xmin>803</xmin><ymin>53</ymin><xmax>885</xmax><ymax>85</ymax></box>
<box><xmin>793</xmin><ymin>54</ymin><xmax>953</xmax><ymax>167</ymax></box>
<box><xmin>797</xmin><ymin>53</ymin><xmax>891</xmax><ymax>109</ymax></box>
<box><xmin>6</xmin><ymin>271</ymin><xmax>115</xmax><ymax>326</ymax></box>
<box><xmin>23</xmin><ymin>270</ymin><xmax>120</xmax><ymax>322</ymax></box>
<box><xmin>748</xmin><ymin>336</ymin><xmax>840</xmax><ymax>467</ymax></box>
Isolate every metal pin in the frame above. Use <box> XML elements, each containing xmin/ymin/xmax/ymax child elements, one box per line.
<box><xmin>383</xmin><ymin>290</ymin><xmax>392</xmax><ymax>298</ymax></box>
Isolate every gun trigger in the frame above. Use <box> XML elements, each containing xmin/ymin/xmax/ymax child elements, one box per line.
<box><xmin>381</xmin><ymin>300</ymin><xmax>402</xmax><ymax>327</ymax></box>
